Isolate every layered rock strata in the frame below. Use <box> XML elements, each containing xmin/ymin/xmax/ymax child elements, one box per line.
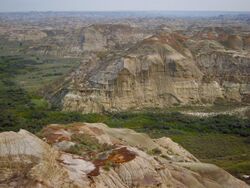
<box><xmin>0</xmin><ymin>123</ymin><xmax>249</xmax><ymax>188</ymax></box>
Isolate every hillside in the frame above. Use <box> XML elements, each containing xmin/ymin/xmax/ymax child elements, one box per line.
<box><xmin>0</xmin><ymin>123</ymin><xmax>249</xmax><ymax>188</ymax></box>
<box><xmin>45</xmin><ymin>29</ymin><xmax>250</xmax><ymax>113</ymax></box>
<box><xmin>0</xmin><ymin>12</ymin><xmax>250</xmax><ymax>187</ymax></box>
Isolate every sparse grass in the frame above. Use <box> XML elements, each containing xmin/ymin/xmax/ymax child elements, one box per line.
<box><xmin>169</xmin><ymin>133</ymin><xmax>250</xmax><ymax>180</ymax></box>
<box><xmin>0</xmin><ymin>55</ymin><xmax>249</xmax><ymax>182</ymax></box>
<box><xmin>66</xmin><ymin>134</ymin><xmax>114</xmax><ymax>160</ymax></box>
<box><xmin>13</xmin><ymin>57</ymin><xmax>81</xmax><ymax>91</ymax></box>
<box><xmin>103</xmin><ymin>161</ymin><xmax>114</xmax><ymax>171</ymax></box>
<box><xmin>227</xmin><ymin>161</ymin><xmax>250</xmax><ymax>175</ymax></box>
<box><xmin>147</xmin><ymin>148</ymin><xmax>162</xmax><ymax>155</ymax></box>
<box><xmin>70</xmin><ymin>134</ymin><xmax>102</xmax><ymax>152</ymax></box>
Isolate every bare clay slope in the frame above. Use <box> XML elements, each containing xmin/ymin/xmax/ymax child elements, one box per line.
<box><xmin>52</xmin><ymin>29</ymin><xmax>250</xmax><ymax>113</ymax></box>
<box><xmin>0</xmin><ymin>123</ymin><xmax>249</xmax><ymax>188</ymax></box>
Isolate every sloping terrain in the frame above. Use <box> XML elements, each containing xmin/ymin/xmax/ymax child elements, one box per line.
<box><xmin>47</xmin><ymin>29</ymin><xmax>250</xmax><ymax>113</ymax></box>
<box><xmin>0</xmin><ymin>13</ymin><xmax>250</xmax><ymax>187</ymax></box>
<box><xmin>0</xmin><ymin>23</ymin><xmax>152</xmax><ymax>57</ymax></box>
<box><xmin>1</xmin><ymin>15</ymin><xmax>249</xmax><ymax>114</ymax></box>
<box><xmin>0</xmin><ymin>123</ymin><xmax>249</xmax><ymax>188</ymax></box>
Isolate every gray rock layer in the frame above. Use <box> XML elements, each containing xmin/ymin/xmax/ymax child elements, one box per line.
<box><xmin>50</xmin><ymin>33</ymin><xmax>250</xmax><ymax>113</ymax></box>
<box><xmin>0</xmin><ymin>123</ymin><xmax>249</xmax><ymax>188</ymax></box>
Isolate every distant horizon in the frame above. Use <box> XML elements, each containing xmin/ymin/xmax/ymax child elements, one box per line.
<box><xmin>1</xmin><ymin>10</ymin><xmax>250</xmax><ymax>13</ymax></box>
<box><xmin>1</xmin><ymin>10</ymin><xmax>249</xmax><ymax>19</ymax></box>
<box><xmin>1</xmin><ymin>10</ymin><xmax>250</xmax><ymax>15</ymax></box>
<box><xmin>1</xmin><ymin>0</ymin><xmax>250</xmax><ymax>13</ymax></box>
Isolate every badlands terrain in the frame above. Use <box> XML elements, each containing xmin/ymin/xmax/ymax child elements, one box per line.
<box><xmin>0</xmin><ymin>11</ymin><xmax>250</xmax><ymax>187</ymax></box>
<box><xmin>0</xmin><ymin>123</ymin><xmax>249</xmax><ymax>188</ymax></box>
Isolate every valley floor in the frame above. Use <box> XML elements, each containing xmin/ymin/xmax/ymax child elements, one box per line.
<box><xmin>0</xmin><ymin>55</ymin><xmax>249</xmax><ymax>184</ymax></box>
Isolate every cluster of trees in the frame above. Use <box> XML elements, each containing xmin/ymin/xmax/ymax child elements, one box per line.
<box><xmin>0</xmin><ymin>56</ymin><xmax>90</xmax><ymax>132</ymax></box>
<box><xmin>0</xmin><ymin>56</ymin><xmax>249</xmax><ymax>138</ymax></box>
<box><xmin>106</xmin><ymin>112</ymin><xmax>250</xmax><ymax>137</ymax></box>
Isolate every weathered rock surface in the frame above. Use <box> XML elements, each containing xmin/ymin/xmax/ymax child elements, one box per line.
<box><xmin>82</xmin><ymin>24</ymin><xmax>151</xmax><ymax>52</ymax></box>
<box><xmin>0</xmin><ymin>123</ymin><xmax>249</xmax><ymax>188</ymax></box>
<box><xmin>48</xmin><ymin>31</ymin><xmax>250</xmax><ymax>113</ymax></box>
<box><xmin>1</xmin><ymin>15</ymin><xmax>250</xmax><ymax>113</ymax></box>
<box><xmin>0</xmin><ymin>23</ymin><xmax>152</xmax><ymax>57</ymax></box>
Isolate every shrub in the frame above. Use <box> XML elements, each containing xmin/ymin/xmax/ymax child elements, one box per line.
<box><xmin>148</xmin><ymin>148</ymin><xmax>162</xmax><ymax>155</ymax></box>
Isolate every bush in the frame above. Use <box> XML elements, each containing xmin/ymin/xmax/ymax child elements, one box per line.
<box><xmin>148</xmin><ymin>148</ymin><xmax>162</xmax><ymax>155</ymax></box>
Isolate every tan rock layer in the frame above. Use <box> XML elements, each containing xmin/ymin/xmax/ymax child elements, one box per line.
<box><xmin>45</xmin><ymin>32</ymin><xmax>250</xmax><ymax>113</ymax></box>
<box><xmin>0</xmin><ymin>123</ymin><xmax>249</xmax><ymax>188</ymax></box>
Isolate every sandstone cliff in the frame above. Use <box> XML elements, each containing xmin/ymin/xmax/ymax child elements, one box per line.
<box><xmin>49</xmin><ymin>31</ymin><xmax>250</xmax><ymax>113</ymax></box>
<box><xmin>2</xmin><ymin>18</ymin><xmax>249</xmax><ymax>113</ymax></box>
<box><xmin>0</xmin><ymin>123</ymin><xmax>249</xmax><ymax>188</ymax></box>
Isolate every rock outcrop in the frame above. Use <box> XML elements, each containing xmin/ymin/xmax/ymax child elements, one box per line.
<box><xmin>48</xmin><ymin>31</ymin><xmax>250</xmax><ymax>113</ymax></box>
<box><xmin>82</xmin><ymin>24</ymin><xmax>151</xmax><ymax>52</ymax></box>
<box><xmin>0</xmin><ymin>123</ymin><xmax>249</xmax><ymax>188</ymax></box>
<box><xmin>1</xmin><ymin>23</ymin><xmax>152</xmax><ymax>57</ymax></box>
<box><xmin>1</xmin><ymin>15</ymin><xmax>250</xmax><ymax>113</ymax></box>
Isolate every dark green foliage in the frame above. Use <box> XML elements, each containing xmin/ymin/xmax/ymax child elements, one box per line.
<box><xmin>0</xmin><ymin>55</ymin><xmax>249</xmax><ymax>181</ymax></box>
<box><xmin>0</xmin><ymin>53</ymin><xmax>250</xmax><ymax>186</ymax></box>
<box><xmin>0</xmin><ymin>56</ymin><xmax>92</xmax><ymax>132</ymax></box>
<box><xmin>171</xmin><ymin>133</ymin><xmax>250</xmax><ymax>180</ymax></box>
<box><xmin>0</xmin><ymin>55</ymin><xmax>249</xmax><ymax>136</ymax></box>
<box><xmin>104</xmin><ymin>112</ymin><xmax>250</xmax><ymax>138</ymax></box>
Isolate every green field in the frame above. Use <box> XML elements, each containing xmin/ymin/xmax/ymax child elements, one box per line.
<box><xmin>0</xmin><ymin>55</ymin><xmax>81</xmax><ymax>91</ymax></box>
<box><xmin>0</xmin><ymin>55</ymin><xmax>249</xmax><ymax>183</ymax></box>
<box><xmin>171</xmin><ymin>133</ymin><xmax>250</xmax><ymax>178</ymax></box>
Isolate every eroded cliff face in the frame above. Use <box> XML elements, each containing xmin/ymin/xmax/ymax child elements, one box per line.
<box><xmin>52</xmin><ymin>31</ymin><xmax>250</xmax><ymax>113</ymax></box>
<box><xmin>2</xmin><ymin>19</ymin><xmax>249</xmax><ymax>113</ymax></box>
<box><xmin>82</xmin><ymin>24</ymin><xmax>151</xmax><ymax>52</ymax></box>
<box><xmin>1</xmin><ymin>23</ymin><xmax>151</xmax><ymax>57</ymax></box>
<box><xmin>196</xmin><ymin>52</ymin><xmax>250</xmax><ymax>102</ymax></box>
<box><xmin>0</xmin><ymin>123</ymin><xmax>249</xmax><ymax>188</ymax></box>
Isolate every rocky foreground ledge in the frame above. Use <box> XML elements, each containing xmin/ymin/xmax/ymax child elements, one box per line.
<box><xmin>0</xmin><ymin>123</ymin><xmax>249</xmax><ymax>188</ymax></box>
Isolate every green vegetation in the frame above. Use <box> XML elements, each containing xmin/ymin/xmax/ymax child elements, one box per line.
<box><xmin>66</xmin><ymin>134</ymin><xmax>113</xmax><ymax>160</ymax></box>
<box><xmin>0</xmin><ymin>55</ymin><xmax>80</xmax><ymax>91</ymax></box>
<box><xmin>101</xmin><ymin>112</ymin><xmax>250</xmax><ymax>179</ymax></box>
<box><xmin>171</xmin><ymin>133</ymin><xmax>250</xmax><ymax>177</ymax></box>
<box><xmin>0</xmin><ymin>55</ymin><xmax>249</xmax><ymax>181</ymax></box>
<box><xmin>0</xmin><ymin>55</ymin><xmax>82</xmax><ymax>132</ymax></box>
<box><xmin>147</xmin><ymin>148</ymin><xmax>162</xmax><ymax>155</ymax></box>
<box><xmin>67</xmin><ymin>134</ymin><xmax>103</xmax><ymax>155</ymax></box>
<box><xmin>104</xmin><ymin>112</ymin><xmax>250</xmax><ymax>137</ymax></box>
<box><xmin>103</xmin><ymin>161</ymin><xmax>117</xmax><ymax>171</ymax></box>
